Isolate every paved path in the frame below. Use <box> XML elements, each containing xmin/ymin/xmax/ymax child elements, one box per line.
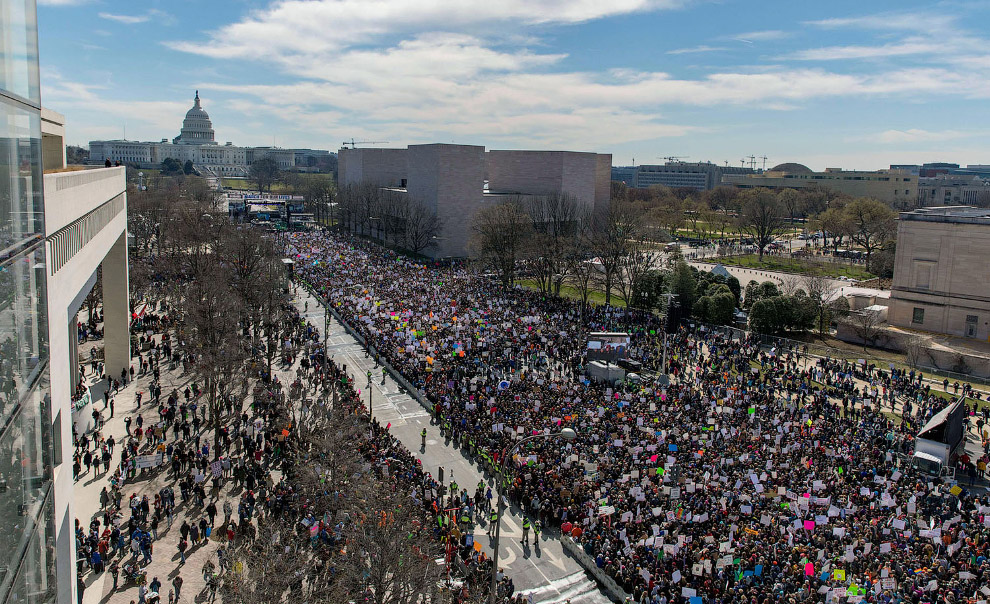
<box><xmin>294</xmin><ymin>287</ymin><xmax>611</xmax><ymax>604</ymax></box>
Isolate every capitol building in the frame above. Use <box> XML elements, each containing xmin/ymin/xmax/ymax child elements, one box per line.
<box><xmin>89</xmin><ymin>91</ymin><xmax>331</xmax><ymax>176</ymax></box>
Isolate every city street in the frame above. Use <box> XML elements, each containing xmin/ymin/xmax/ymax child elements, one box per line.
<box><xmin>295</xmin><ymin>287</ymin><xmax>611</xmax><ymax>604</ymax></box>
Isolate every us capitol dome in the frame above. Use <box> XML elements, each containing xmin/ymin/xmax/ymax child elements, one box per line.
<box><xmin>173</xmin><ymin>91</ymin><xmax>216</xmax><ymax>145</ymax></box>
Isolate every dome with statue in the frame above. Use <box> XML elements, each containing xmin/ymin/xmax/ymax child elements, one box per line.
<box><xmin>173</xmin><ymin>91</ymin><xmax>216</xmax><ymax>145</ymax></box>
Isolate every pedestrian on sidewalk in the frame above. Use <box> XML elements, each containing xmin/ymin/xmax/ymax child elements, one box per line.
<box><xmin>177</xmin><ymin>538</ymin><xmax>187</xmax><ymax>565</ymax></box>
<box><xmin>171</xmin><ymin>575</ymin><xmax>183</xmax><ymax>600</ymax></box>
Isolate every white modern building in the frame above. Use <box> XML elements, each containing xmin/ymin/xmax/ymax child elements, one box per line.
<box><xmin>89</xmin><ymin>92</ymin><xmax>304</xmax><ymax>176</ymax></box>
<box><xmin>0</xmin><ymin>3</ymin><xmax>129</xmax><ymax>603</ymax></box>
<box><xmin>47</xmin><ymin>133</ymin><xmax>131</xmax><ymax>603</ymax></box>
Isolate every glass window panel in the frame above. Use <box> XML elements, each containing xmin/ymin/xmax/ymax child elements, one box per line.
<box><xmin>0</xmin><ymin>378</ymin><xmax>53</xmax><ymax>596</ymax></box>
<box><xmin>0</xmin><ymin>0</ymin><xmax>40</xmax><ymax>104</ymax></box>
<box><xmin>2</xmin><ymin>492</ymin><xmax>55</xmax><ymax>604</ymax></box>
<box><xmin>0</xmin><ymin>246</ymin><xmax>48</xmax><ymax>427</ymax></box>
<box><xmin>0</xmin><ymin>98</ymin><xmax>43</xmax><ymax>251</ymax></box>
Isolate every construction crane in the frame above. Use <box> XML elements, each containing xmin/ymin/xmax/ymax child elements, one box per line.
<box><xmin>760</xmin><ymin>155</ymin><xmax>769</xmax><ymax>171</ymax></box>
<box><xmin>342</xmin><ymin>138</ymin><xmax>390</xmax><ymax>149</ymax></box>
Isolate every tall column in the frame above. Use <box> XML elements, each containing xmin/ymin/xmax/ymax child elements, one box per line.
<box><xmin>69</xmin><ymin>313</ymin><xmax>78</xmax><ymax>388</ymax></box>
<box><xmin>102</xmin><ymin>231</ymin><xmax>130</xmax><ymax>380</ymax></box>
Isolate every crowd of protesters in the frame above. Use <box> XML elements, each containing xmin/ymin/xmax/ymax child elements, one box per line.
<box><xmin>72</xmin><ymin>283</ymin><xmax>519</xmax><ymax>603</ymax></box>
<box><xmin>288</xmin><ymin>230</ymin><xmax>990</xmax><ymax>604</ymax></box>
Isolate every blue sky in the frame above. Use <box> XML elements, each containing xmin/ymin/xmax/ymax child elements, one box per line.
<box><xmin>37</xmin><ymin>0</ymin><xmax>990</xmax><ymax>170</ymax></box>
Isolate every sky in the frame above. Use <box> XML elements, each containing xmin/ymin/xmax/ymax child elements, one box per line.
<box><xmin>37</xmin><ymin>0</ymin><xmax>990</xmax><ymax>170</ymax></box>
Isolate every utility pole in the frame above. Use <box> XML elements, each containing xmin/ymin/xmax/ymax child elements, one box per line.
<box><xmin>660</xmin><ymin>290</ymin><xmax>678</xmax><ymax>381</ymax></box>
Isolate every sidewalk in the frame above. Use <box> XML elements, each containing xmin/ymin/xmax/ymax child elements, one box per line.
<box><xmin>75</xmin><ymin>318</ymin><xmax>302</xmax><ymax>604</ymax></box>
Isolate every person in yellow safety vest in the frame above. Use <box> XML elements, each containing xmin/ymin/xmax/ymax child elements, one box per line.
<box><xmin>421</xmin><ymin>428</ymin><xmax>427</xmax><ymax>448</ymax></box>
<box><xmin>488</xmin><ymin>510</ymin><xmax>498</xmax><ymax>537</ymax></box>
<box><xmin>521</xmin><ymin>517</ymin><xmax>531</xmax><ymax>546</ymax></box>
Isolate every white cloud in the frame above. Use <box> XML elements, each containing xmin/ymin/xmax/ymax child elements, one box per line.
<box><xmin>99</xmin><ymin>9</ymin><xmax>175</xmax><ymax>26</ymax></box>
<box><xmin>167</xmin><ymin>0</ymin><xmax>682</xmax><ymax>59</ymax></box>
<box><xmin>806</xmin><ymin>13</ymin><xmax>957</xmax><ymax>33</ymax></box>
<box><xmin>666</xmin><ymin>45</ymin><xmax>728</xmax><ymax>55</ymax></box>
<box><xmin>788</xmin><ymin>40</ymin><xmax>943</xmax><ymax>61</ymax></box>
<box><xmin>731</xmin><ymin>30</ymin><xmax>789</xmax><ymax>43</ymax></box>
<box><xmin>874</xmin><ymin>129</ymin><xmax>973</xmax><ymax>144</ymax></box>
<box><xmin>98</xmin><ymin>12</ymin><xmax>150</xmax><ymax>24</ymax></box>
<box><xmin>41</xmin><ymin>69</ymin><xmax>189</xmax><ymax>137</ymax></box>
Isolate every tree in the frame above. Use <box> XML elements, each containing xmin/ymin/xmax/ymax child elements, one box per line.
<box><xmin>304</xmin><ymin>174</ymin><xmax>336</xmax><ymax>227</ymax></box>
<box><xmin>161</xmin><ymin>157</ymin><xmax>183</xmax><ymax>175</ymax></box>
<box><xmin>696</xmin><ymin>283</ymin><xmax>736</xmax><ymax>325</ymax></box>
<box><xmin>844</xmin><ymin>198</ymin><xmax>896</xmax><ymax>273</ymax></box>
<box><xmin>183</xmin><ymin>159</ymin><xmax>195</xmax><ymax>175</ymax></box>
<box><xmin>630</xmin><ymin>270</ymin><xmax>666</xmax><ymax>311</ymax></box>
<box><xmin>615</xmin><ymin>248</ymin><xmax>660</xmax><ymax>308</ymax></box>
<box><xmin>525</xmin><ymin>193</ymin><xmax>579</xmax><ymax>295</ymax></box>
<box><xmin>743</xmin><ymin>280</ymin><xmax>780</xmax><ymax>310</ymax></box>
<box><xmin>803</xmin><ymin>275</ymin><xmax>843</xmax><ymax>337</ymax></box>
<box><xmin>670</xmin><ymin>260</ymin><xmax>697</xmax><ymax>317</ymax></box>
<box><xmin>777</xmin><ymin>188</ymin><xmax>803</xmax><ymax>227</ymax></box>
<box><xmin>402</xmin><ymin>197</ymin><xmax>443</xmax><ymax>255</ymax></box>
<box><xmin>846</xmin><ymin>308</ymin><xmax>885</xmax><ymax>350</ymax></box>
<box><xmin>590</xmin><ymin>204</ymin><xmax>639</xmax><ymax>306</ymax></box>
<box><xmin>905</xmin><ymin>334</ymin><xmax>932</xmax><ymax>369</ymax></box>
<box><xmin>738</xmin><ymin>188</ymin><xmax>786</xmax><ymax>261</ymax></box>
<box><xmin>749</xmin><ymin>297</ymin><xmax>783</xmax><ymax>334</ymax></box>
<box><xmin>249</xmin><ymin>157</ymin><xmax>281</xmax><ymax>193</ymax></box>
<box><xmin>815</xmin><ymin>206</ymin><xmax>853</xmax><ymax>254</ymax></box>
<box><xmin>470</xmin><ymin>197</ymin><xmax>531</xmax><ymax>286</ymax></box>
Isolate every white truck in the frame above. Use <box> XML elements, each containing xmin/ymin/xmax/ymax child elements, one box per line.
<box><xmin>587</xmin><ymin>360</ymin><xmax>626</xmax><ymax>384</ymax></box>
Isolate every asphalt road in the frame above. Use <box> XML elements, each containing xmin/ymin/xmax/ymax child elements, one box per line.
<box><xmin>294</xmin><ymin>288</ymin><xmax>612</xmax><ymax>604</ymax></box>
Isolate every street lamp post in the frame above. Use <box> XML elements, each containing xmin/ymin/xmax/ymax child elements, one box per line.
<box><xmin>489</xmin><ymin>428</ymin><xmax>576</xmax><ymax>604</ymax></box>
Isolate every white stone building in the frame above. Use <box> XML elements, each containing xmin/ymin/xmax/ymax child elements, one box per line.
<box><xmin>89</xmin><ymin>92</ymin><xmax>302</xmax><ymax>177</ymax></box>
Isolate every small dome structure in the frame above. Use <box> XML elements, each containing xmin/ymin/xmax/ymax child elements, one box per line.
<box><xmin>769</xmin><ymin>162</ymin><xmax>813</xmax><ymax>174</ymax></box>
<box><xmin>174</xmin><ymin>91</ymin><xmax>216</xmax><ymax>145</ymax></box>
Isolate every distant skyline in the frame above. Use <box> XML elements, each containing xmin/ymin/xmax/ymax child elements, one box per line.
<box><xmin>38</xmin><ymin>0</ymin><xmax>990</xmax><ymax>170</ymax></box>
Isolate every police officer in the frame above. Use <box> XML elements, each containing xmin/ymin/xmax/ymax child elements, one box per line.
<box><xmin>421</xmin><ymin>428</ymin><xmax>427</xmax><ymax>448</ymax></box>
<box><xmin>521</xmin><ymin>516</ymin><xmax>531</xmax><ymax>546</ymax></box>
<box><xmin>366</xmin><ymin>370</ymin><xmax>372</xmax><ymax>386</ymax></box>
<box><xmin>488</xmin><ymin>508</ymin><xmax>499</xmax><ymax>537</ymax></box>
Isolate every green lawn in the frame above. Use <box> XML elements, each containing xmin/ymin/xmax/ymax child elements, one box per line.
<box><xmin>717</xmin><ymin>254</ymin><xmax>875</xmax><ymax>280</ymax></box>
<box><xmin>674</xmin><ymin>222</ymin><xmax>803</xmax><ymax>239</ymax></box>
<box><xmin>516</xmin><ymin>279</ymin><xmax>626</xmax><ymax>307</ymax></box>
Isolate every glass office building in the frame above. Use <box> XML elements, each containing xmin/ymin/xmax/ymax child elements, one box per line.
<box><xmin>0</xmin><ymin>0</ymin><xmax>58</xmax><ymax>602</ymax></box>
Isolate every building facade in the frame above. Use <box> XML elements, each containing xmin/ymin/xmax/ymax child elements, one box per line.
<box><xmin>722</xmin><ymin>164</ymin><xmax>918</xmax><ymax>207</ymax></box>
<box><xmin>610</xmin><ymin>162</ymin><xmax>753</xmax><ymax>190</ymax></box>
<box><xmin>89</xmin><ymin>93</ymin><xmax>330</xmax><ymax>177</ymax></box>
<box><xmin>338</xmin><ymin>144</ymin><xmax>611</xmax><ymax>258</ymax></box>
<box><xmin>0</xmin><ymin>2</ymin><xmax>58</xmax><ymax>602</ymax></box>
<box><xmin>917</xmin><ymin>174</ymin><xmax>990</xmax><ymax>207</ymax></box>
<box><xmin>887</xmin><ymin>207</ymin><xmax>990</xmax><ymax>341</ymax></box>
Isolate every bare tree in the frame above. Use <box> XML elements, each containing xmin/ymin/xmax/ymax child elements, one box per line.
<box><xmin>304</xmin><ymin>174</ymin><xmax>336</xmax><ymax>227</ymax></box>
<box><xmin>846</xmin><ymin>308</ymin><xmax>884</xmax><ymax>351</ymax></box>
<box><xmin>777</xmin><ymin>188</ymin><xmax>803</xmax><ymax>228</ymax></box>
<box><xmin>525</xmin><ymin>192</ymin><xmax>579</xmax><ymax>294</ymax></box>
<box><xmin>470</xmin><ymin>196</ymin><xmax>531</xmax><ymax>287</ymax></box>
<box><xmin>590</xmin><ymin>204</ymin><xmax>640</xmax><ymax>306</ymax></box>
<box><xmin>738</xmin><ymin>188</ymin><xmax>786</xmax><ymax>261</ymax></box>
<box><xmin>844</xmin><ymin>197</ymin><xmax>896</xmax><ymax>272</ymax></box>
<box><xmin>402</xmin><ymin>197</ymin><xmax>443</xmax><ymax>255</ymax></box>
<box><xmin>905</xmin><ymin>334</ymin><xmax>932</xmax><ymax>369</ymax></box>
<box><xmin>249</xmin><ymin>157</ymin><xmax>280</xmax><ymax>193</ymax></box>
<box><xmin>615</xmin><ymin>248</ymin><xmax>660</xmax><ymax>308</ymax></box>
